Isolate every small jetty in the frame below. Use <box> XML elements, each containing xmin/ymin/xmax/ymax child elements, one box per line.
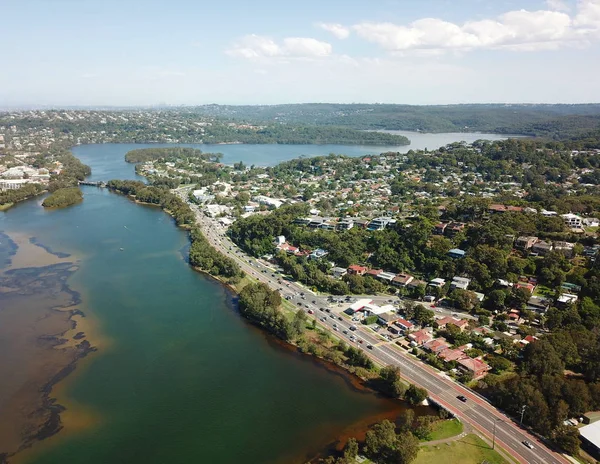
<box><xmin>79</xmin><ymin>181</ymin><xmax>107</xmax><ymax>188</ymax></box>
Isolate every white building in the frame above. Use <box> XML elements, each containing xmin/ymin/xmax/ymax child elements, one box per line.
<box><xmin>561</xmin><ymin>213</ymin><xmax>583</xmax><ymax>229</ymax></box>
<box><xmin>450</xmin><ymin>276</ymin><xmax>471</xmax><ymax>290</ymax></box>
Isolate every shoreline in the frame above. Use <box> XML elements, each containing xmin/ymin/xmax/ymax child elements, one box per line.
<box><xmin>0</xmin><ymin>233</ymin><xmax>98</xmax><ymax>464</ymax></box>
<box><xmin>110</xmin><ymin>188</ymin><xmax>423</xmax><ymax>462</ymax></box>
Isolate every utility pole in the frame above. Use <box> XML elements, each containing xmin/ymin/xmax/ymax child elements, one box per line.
<box><xmin>492</xmin><ymin>419</ymin><xmax>503</xmax><ymax>450</ymax></box>
<box><xmin>520</xmin><ymin>405</ymin><xmax>527</xmax><ymax>426</ymax></box>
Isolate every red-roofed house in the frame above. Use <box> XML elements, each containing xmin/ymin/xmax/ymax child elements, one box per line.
<box><xmin>409</xmin><ymin>329</ymin><xmax>433</xmax><ymax>346</ymax></box>
<box><xmin>279</xmin><ymin>242</ymin><xmax>299</xmax><ymax>254</ymax></box>
<box><xmin>394</xmin><ymin>318</ymin><xmax>414</xmax><ymax>332</ymax></box>
<box><xmin>366</xmin><ymin>269</ymin><xmax>383</xmax><ymax>278</ymax></box>
<box><xmin>435</xmin><ymin>316</ymin><xmax>459</xmax><ymax>329</ymax></box>
<box><xmin>452</xmin><ymin>319</ymin><xmax>470</xmax><ymax>332</ymax></box>
<box><xmin>348</xmin><ymin>265</ymin><xmax>368</xmax><ymax>276</ymax></box>
<box><xmin>392</xmin><ymin>273</ymin><xmax>414</xmax><ymax>287</ymax></box>
<box><xmin>457</xmin><ymin>357</ymin><xmax>491</xmax><ymax>379</ymax></box>
<box><xmin>424</xmin><ymin>338</ymin><xmax>451</xmax><ymax>354</ymax></box>
<box><xmin>438</xmin><ymin>348</ymin><xmax>468</xmax><ymax>362</ymax></box>
<box><xmin>516</xmin><ymin>282</ymin><xmax>535</xmax><ymax>293</ymax></box>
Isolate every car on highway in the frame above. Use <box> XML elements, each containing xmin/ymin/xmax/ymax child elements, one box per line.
<box><xmin>338</xmin><ymin>316</ymin><xmax>342</xmax><ymax>321</ymax></box>
<box><xmin>349</xmin><ymin>325</ymin><xmax>357</xmax><ymax>331</ymax></box>
<box><xmin>320</xmin><ymin>317</ymin><xmax>327</xmax><ymax>322</ymax></box>
<box><xmin>308</xmin><ymin>309</ymin><xmax>314</xmax><ymax>314</ymax></box>
<box><xmin>367</xmin><ymin>344</ymin><xmax>373</xmax><ymax>349</ymax></box>
<box><xmin>325</xmin><ymin>308</ymin><xmax>331</xmax><ymax>313</ymax></box>
<box><xmin>522</xmin><ymin>441</ymin><xmax>534</xmax><ymax>449</ymax></box>
<box><xmin>342</xmin><ymin>330</ymin><xmax>348</xmax><ymax>334</ymax></box>
<box><xmin>333</xmin><ymin>326</ymin><xmax>339</xmax><ymax>331</ymax></box>
<box><xmin>457</xmin><ymin>395</ymin><xmax>467</xmax><ymax>402</ymax></box>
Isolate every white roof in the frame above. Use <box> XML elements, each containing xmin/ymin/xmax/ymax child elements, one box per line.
<box><xmin>378</xmin><ymin>272</ymin><xmax>396</xmax><ymax>280</ymax></box>
<box><xmin>349</xmin><ymin>299</ymin><xmax>373</xmax><ymax>311</ymax></box>
<box><xmin>364</xmin><ymin>303</ymin><xmax>395</xmax><ymax>315</ymax></box>
<box><xmin>430</xmin><ymin>278</ymin><xmax>446</xmax><ymax>285</ymax></box>
<box><xmin>580</xmin><ymin>421</ymin><xmax>600</xmax><ymax>447</ymax></box>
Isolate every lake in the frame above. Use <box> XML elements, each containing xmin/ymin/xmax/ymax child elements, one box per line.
<box><xmin>72</xmin><ymin>130</ymin><xmax>510</xmax><ymax>177</ymax></box>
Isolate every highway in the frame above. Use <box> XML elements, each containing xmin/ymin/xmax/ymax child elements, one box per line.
<box><xmin>179</xmin><ymin>192</ymin><xmax>569</xmax><ymax>464</ymax></box>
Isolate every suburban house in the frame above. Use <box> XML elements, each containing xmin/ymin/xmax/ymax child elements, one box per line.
<box><xmin>366</xmin><ymin>269</ymin><xmax>383</xmax><ymax>278</ymax></box>
<box><xmin>450</xmin><ymin>276</ymin><xmax>471</xmax><ymax>290</ymax></box>
<box><xmin>554</xmin><ymin>241</ymin><xmax>575</xmax><ymax>258</ymax></box>
<box><xmin>377</xmin><ymin>271</ymin><xmax>397</xmax><ymax>283</ymax></box>
<box><xmin>448</xmin><ymin>248</ymin><xmax>466</xmax><ymax>259</ymax></box>
<box><xmin>438</xmin><ymin>348</ymin><xmax>467</xmax><ymax>362</ymax></box>
<box><xmin>527</xmin><ymin>296</ymin><xmax>551</xmax><ymax>313</ymax></box>
<box><xmin>515</xmin><ymin>236</ymin><xmax>539</xmax><ymax>250</ymax></box>
<box><xmin>378</xmin><ymin>312</ymin><xmax>402</xmax><ymax>326</ymax></box>
<box><xmin>557</xmin><ymin>293</ymin><xmax>578</xmax><ymax>307</ymax></box>
<box><xmin>409</xmin><ymin>329</ymin><xmax>434</xmax><ymax>345</ymax></box>
<box><xmin>446</xmin><ymin>222</ymin><xmax>465</xmax><ymax>237</ymax></box>
<box><xmin>488</xmin><ymin>204</ymin><xmax>523</xmax><ymax>214</ymax></box>
<box><xmin>336</xmin><ymin>219</ymin><xmax>354</xmax><ymax>230</ymax></box>
<box><xmin>531</xmin><ymin>240</ymin><xmax>553</xmax><ymax>255</ymax></box>
<box><xmin>562</xmin><ymin>213</ymin><xmax>583</xmax><ymax>229</ymax></box>
<box><xmin>347</xmin><ymin>264</ymin><xmax>368</xmax><ymax>275</ymax></box>
<box><xmin>457</xmin><ymin>357</ymin><xmax>491</xmax><ymax>379</ymax></box>
<box><xmin>428</xmin><ymin>278</ymin><xmax>446</xmax><ymax>288</ymax></box>
<box><xmin>368</xmin><ymin>217</ymin><xmax>395</xmax><ymax>231</ymax></box>
<box><xmin>332</xmin><ymin>267</ymin><xmax>348</xmax><ymax>279</ymax></box>
<box><xmin>392</xmin><ymin>273</ymin><xmax>414</xmax><ymax>287</ymax></box>
<box><xmin>433</xmin><ymin>223</ymin><xmax>448</xmax><ymax>235</ymax></box>
<box><xmin>424</xmin><ymin>338</ymin><xmax>451</xmax><ymax>354</ymax></box>
<box><xmin>394</xmin><ymin>318</ymin><xmax>414</xmax><ymax>332</ymax></box>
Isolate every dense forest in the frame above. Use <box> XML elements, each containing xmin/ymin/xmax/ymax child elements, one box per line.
<box><xmin>189</xmin><ymin>103</ymin><xmax>600</xmax><ymax>139</ymax></box>
<box><xmin>41</xmin><ymin>187</ymin><xmax>83</xmax><ymax>208</ymax></box>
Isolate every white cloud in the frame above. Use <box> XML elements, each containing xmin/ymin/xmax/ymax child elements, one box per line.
<box><xmin>352</xmin><ymin>1</ymin><xmax>600</xmax><ymax>53</ymax></box>
<box><xmin>316</xmin><ymin>22</ymin><xmax>350</xmax><ymax>39</ymax></box>
<box><xmin>226</xmin><ymin>34</ymin><xmax>332</xmax><ymax>60</ymax></box>
<box><xmin>546</xmin><ymin>0</ymin><xmax>571</xmax><ymax>12</ymax></box>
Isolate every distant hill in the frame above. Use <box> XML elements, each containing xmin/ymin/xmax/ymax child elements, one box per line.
<box><xmin>184</xmin><ymin>103</ymin><xmax>600</xmax><ymax>139</ymax></box>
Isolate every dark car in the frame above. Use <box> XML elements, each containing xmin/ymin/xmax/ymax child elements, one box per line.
<box><xmin>367</xmin><ymin>344</ymin><xmax>373</xmax><ymax>349</ymax></box>
<box><xmin>457</xmin><ymin>395</ymin><xmax>467</xmax><ymax>403</ymax></box>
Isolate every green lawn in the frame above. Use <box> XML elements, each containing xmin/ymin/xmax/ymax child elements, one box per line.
<box><xmin>425</xmin><ymin>419</ymin><xmax>463</xmax><ymax>442</ymax></box>
<box><xmin>414</xmin><ymin>434</ymin><xmax>509</xmax><ymax>464</ymax></box>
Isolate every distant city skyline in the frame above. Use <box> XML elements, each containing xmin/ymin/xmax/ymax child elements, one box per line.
<box><xmin>3</xmin><ymin>0</ymin><xmax>600</xmax><ymax>106</ymax></box>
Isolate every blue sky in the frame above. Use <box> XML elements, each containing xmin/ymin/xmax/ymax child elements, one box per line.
<box><xmin>2</xmin><ymin>0</ymin><xmax>600</xmax><ymax>106</ymax></box>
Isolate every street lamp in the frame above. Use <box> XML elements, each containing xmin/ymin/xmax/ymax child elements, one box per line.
<box><xmin>492</xmin><ymin>418</ymin><xmax>504</xmax><ymax>450</ymax></box>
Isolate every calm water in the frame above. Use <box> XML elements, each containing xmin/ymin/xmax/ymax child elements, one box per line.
<box><xmin>0</xmin><ymin>145</ymin><xmax>406</xmax><ymax>464</ymax></box>
<box><xmin>2</xmin><ymin>134</ymin><xmax>495</xmax><ymax>463</ymax></box>
<box><xmin>71</xmin><ymin>130</ymin><xmax>510</xmax><ymax>174</ymax></box>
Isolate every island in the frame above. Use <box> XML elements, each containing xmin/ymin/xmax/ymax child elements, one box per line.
<box><xmin>42</xmin><ymin>187</ymin><xmax>83</xmax><ymax>208</ymax></box>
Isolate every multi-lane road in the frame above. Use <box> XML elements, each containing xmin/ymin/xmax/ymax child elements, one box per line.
<box><xmin>181</xmin><ymin>194</ymin><xmax>569</xmax><ymax>464</ymax></box>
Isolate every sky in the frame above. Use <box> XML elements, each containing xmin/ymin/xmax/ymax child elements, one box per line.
<box><xmin>2</xmin><ymin>0</ymin><xmax>600</xmax><ymax>107</ymax></box>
